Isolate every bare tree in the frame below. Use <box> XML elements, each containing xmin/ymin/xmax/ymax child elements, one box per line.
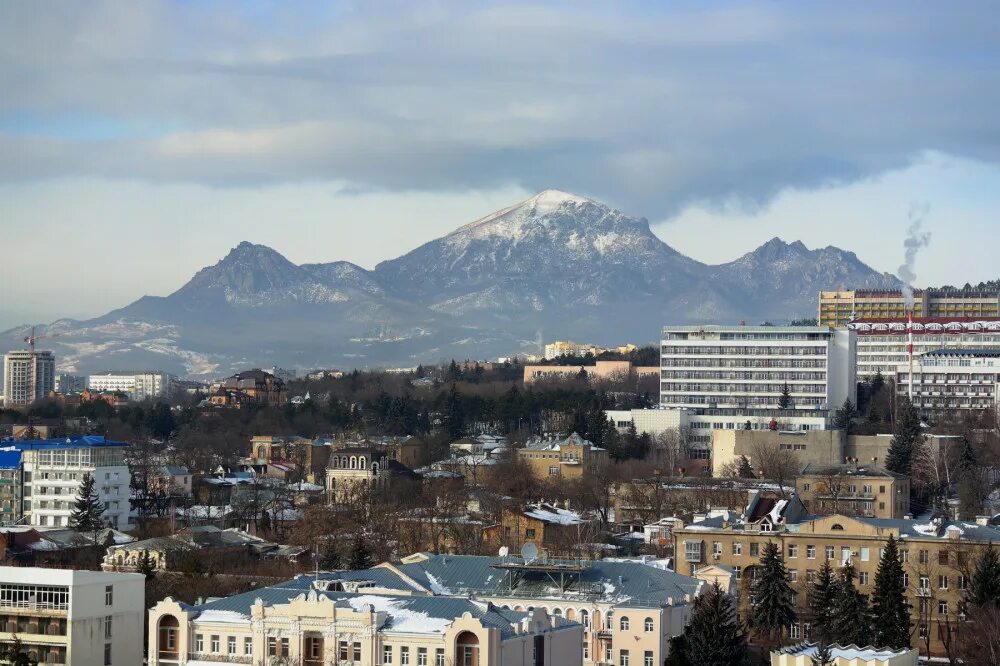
<box><xmin>749</xmin><ymin>441</ymin><xmax>800</xmax><ymax>497</ymax></box>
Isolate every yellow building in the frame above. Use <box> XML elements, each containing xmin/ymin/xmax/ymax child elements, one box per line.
<box><xmin>517</xmin><ymin>433</ymin><xmax>609</xmax><ymax>481</ymax></box>
<box><xmin>819</xmin><ymin>289</ymin><xmax>1000</xmax><ymax>328</ymax></box>
<box><xmin>673</xmin><ymin>512</ymin><xmax>1000</xmax><ymax>658</ymax></box>
<box><xmin>796</xmin><ymin>463</ymin><xmax>909</xmax><ymax>519</ymax></box>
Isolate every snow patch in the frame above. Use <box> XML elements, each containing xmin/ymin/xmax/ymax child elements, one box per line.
<box><xmin>347</xmin><ymin>595</ymin><xmax>452</xmax><ymax>634</ymax></box>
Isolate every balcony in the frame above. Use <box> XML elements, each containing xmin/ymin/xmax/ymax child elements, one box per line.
<box><xmin>594</xmin><ymin>629</ymin><xmax>613</xmax><ymax>640</ymax></box>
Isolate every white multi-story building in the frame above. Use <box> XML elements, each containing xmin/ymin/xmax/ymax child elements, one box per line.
<box><xmin>605</xmin><ymin>408</ymin><xmax>691</xmax><ymax>435</ymax></box>
<box><xmin>3</xmin><ymin>350</ymin><xmax>55</xmax><ymax>406</ymax></box>
<box><xmin>660</xmin><ymin>325</ymin><xmax>856</xmax><ymax>440</ymax></box>
<box><xmin>895</xmin><ymin>348</ymin><xmax>1000</xmax><ymax>415</ymax></box>
<box><xmin>18</xmin><ymin>436</ymin><xmax>132</xmax><ymax>529</ymax></box>
<box><xmin>0</xmin><ymin>566</ymin><xmax>144</xmax><ymax>665</ymax></box>
<box><xmin>86</xmin><ymin>371</ymin><xmax>175</xmax><ymax>401</ymax></box>
<box><xmin>848</xmin><ymin>318</ymin><xmax>1000</xmax><ymax>378</ymax></box>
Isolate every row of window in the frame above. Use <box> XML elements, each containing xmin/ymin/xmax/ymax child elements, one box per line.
<box><xmin>382</xmin><ymin>645</ymin><xmax>445</xmax><ymax>665</ymax></box>
<box><xmin>661</xmin><ymin>358</ymin><xmax>827</xmax><ymax>369</ymax></box>
<box><xmin>195</xmin><ymin>633</ymin><xmax>253</xmax><ymax>656</ymax></box>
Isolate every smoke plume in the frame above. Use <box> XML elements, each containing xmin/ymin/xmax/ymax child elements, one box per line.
<box><xmin>898</xmin><ymin>203</ymin><xmax>931</xmax><ymax>310</ymax></box>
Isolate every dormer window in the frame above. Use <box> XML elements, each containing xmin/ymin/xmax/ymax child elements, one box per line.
<box><xmin>760</xmin><ymin>521</ymin><xmax>772</xmax><ymax>532</ymax></box>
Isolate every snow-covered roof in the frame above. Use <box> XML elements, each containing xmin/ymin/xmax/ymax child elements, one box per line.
<box><xmin>523</xmin><ymin>503</ymin><xmax>584</xmax><ymax>525</ymax></box>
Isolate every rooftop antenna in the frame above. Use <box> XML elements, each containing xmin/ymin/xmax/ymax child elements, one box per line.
<box><xmin>520</xmin><ymin>542</ymin><xmax>538</xmax><ymax>564</ymax></box>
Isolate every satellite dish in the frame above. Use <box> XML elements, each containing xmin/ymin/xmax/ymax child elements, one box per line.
<box><xmin>521</xmin><ymin>543</ymin><xmax>538</xmax><ymax>563</ymax></box>
<box><xmin>498</xmin><ymin>546</ymin><xmax>509</xmax><ymax>557</ymax></box>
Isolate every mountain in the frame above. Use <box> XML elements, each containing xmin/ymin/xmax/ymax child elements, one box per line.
<box><xmin>1</xmin><ymin>191</ymin><xmax>900</xmax><ymax>377</ymax></box>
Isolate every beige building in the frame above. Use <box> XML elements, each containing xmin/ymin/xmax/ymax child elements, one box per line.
<box><xmin>771</xmin><ymin>643</ymin><xmax>918</xmax><ymax>666</ymax></box>
<box><xmin>148</xmin><ymin>569</ymin><xmax>582</xmax><ymax>666</ymax></box>
<box><xmin>0</xmin><ymin>566</ymin><xmax>145</xmax><ymax>666</ymax></box>
<box><xmin>796</xmin><ymin>463</ymin><xmax>909</xmax><ymax>519</ymax></box>
<box><xmin>3</xmin><ymin>349</ymin><xmax>55</xmax><ymax>407</ymax></box>
<box><xmin>523</xmin><ymin>360</ymin><xmax>658</xmax><ymax>384</ymax></box>
<box><xmin>517</xmin><ymin>433</ymin><xmax>608</xmax><ymax>481</ymax></box>
<box><xmin>819</xmin><ymin>289</ymin><xmax>1000</xmax><ymax>328</ymax></box>
<box><xmin>674</xmin><ymin>512</ymin><xmax>1000</xmax><ymax>658</ymax></box>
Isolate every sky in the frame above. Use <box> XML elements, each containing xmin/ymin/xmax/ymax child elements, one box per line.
<box><xmin>1</xmin><ymin>1</ymin><xmax>999</xmax><ymax>329</ymax></box>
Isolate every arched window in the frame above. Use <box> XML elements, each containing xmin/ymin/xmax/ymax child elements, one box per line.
<box><xmin>605</xmin><ymin>612</ymin><xmax>614</xmax><ymax>630</ymax></box>
<box><xmin>831</xmin><ymin>523</ymin><xmax>845</xmax><ymax>531</ymax></box>
<box><xmin>157</xmin><ymin>616</ymin><xmax>180</xmax><ymax>659</ymax></box>
<box><xmin>350</xmin><ymin>456</ymin><xmax>357</xmax><ymax>469</ymax></box>
<box><xmin>620</xmin><ymin>616</ymin><xmax>630</xmax><ymax>631</ymax></box>
<box><xmin>644</xmin><ymin>617</ymin><xmax>654</xmax><ymax>632</ymax></box>
<box><xmin>580</xmin><ymin>609</ymin><xmax>589</xmax><ymax>628</ymax></box>
<box><xmin>456</xmin><ymin>631</ymin><xmax>479</xmax><ymax>666</ymax></box>
<box><xmin>553</xmin><ymin>608</ymin><xmax>563</xmax><ymax>617</ymax></box>
<box><xmin>359</xmin><ymin>457</ymin><xmax>367</xmax><ymax>469</ymax></box>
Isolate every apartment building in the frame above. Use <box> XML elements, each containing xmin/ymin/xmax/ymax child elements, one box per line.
<box><xmin>148</xmin><ymin>568</ymin><xmax>582</xmax><ymax>666</ymax></box>
<box><xmin>796</xmin><ymin>463</ymin><xmax>909</xmax><ymax>519</ymax></box>
<box><xmin>17</xmin><ymin>436</ymin><xmax>131</xmax><ymax>529</ymax></box>
<box><xmin>3</xmin><ymin>350</ymin><xmax>55</xmax><ymax>406</ymax></box>
<box><xmin>895</xmin><ymin>348</ymin><xmax>1000</xmax><ymax>415</ymax></box>
<box><xmin>0</xmin><ymin>448</ymin><xmax>21</xmax><ymax>524</ymax></box>
<box><xmin>848</xmin><ymin>317</ymin><xmax>1000</xmax><ymax>377</ymax></box>
<box><xmin>660</xmin><ymin>326</ymin><xmax>856</xmax><ymax>445</ymax></box>
<box><xmin>819</xmin><ymin>289</ymin><xmax>1000</xmax><ymax>328</ymax></box>
<box><xmin>387</xmin><ymin>552</ymin><xmax>703</xmax><ymax>666</ymax></box>
<box><xmin>517</xmin><ymin>433</ymin><xmax>608</xmax><ymax>481</ymax></box>
<box><xmin>0</xmin><ymin>566</ymin><xmax>144</xmax><ymax>665</ymax></box>
<box><xmin>673</xmin><ymin>512</ymin><xmax>1000</xmax><ymax>657</ymax></box>
<box><xmin>86</xmin><ymin>371</ymin><xmax>175</xmax><ymax>401</ymax></box>
<box><xmin>524</xmin><ymin>360</ymin><xmax>659</xmax><ymax>384</ymax></box>
<box><xmin>605</xmin><ymin>408</ymin><xmax>690</xmax><ymax>436</ymax></box>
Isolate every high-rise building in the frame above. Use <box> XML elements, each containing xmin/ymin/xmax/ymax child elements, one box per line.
<box><xmin>848</xmin><ymin>317</ymin><xmax>1000</xmax><ymax>377</ymax></box>
<box><xmin>86</xmin><ymin>371</ymin><xmax>175</xmax><ymax>401</ymax></box>
<box><xmin>2</xmin><ymin>350</ymin><xmax>55</xmax><ymax>406</ymax></box>
<box><xmin>660</xmin><ymin>325</ymin><xmax>856</xmax><ymax>442</ymax></box>
<box><xmin>819</xmin><ymin>289</ymin><xmax>1000</xmax><ymax>327</ymax></box>
<box><xmin>0</xmin><ymin>566</ymin><xmax>144</xmax><ymax>665</ymax></box>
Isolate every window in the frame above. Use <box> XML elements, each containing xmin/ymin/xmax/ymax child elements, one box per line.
<box><xmin>195</xmin><ymin>635</ymin><xmax>204</xmax><ymax>652</ymax></box>
<box><xmin>581</xmin><ymin>609</ymin><xmax>590</xmax><ymax>627</ymax></box>
<box><xmin>281</xmin><ymin>638</ymin><xmax>289</xmax><ymax>655</ymax></box>
<box><xmin>788</xmin><ymin>544</ymin><xmax>798</xmax><ymax>558</ymax></box>
<box><xmin>789</xmin><ymin>569</ymin><xmax>798</xmax><ymax>582</ymax></box>
<box><xmin>339</xmin><ymin>641</ymin><xmax>349</xmax><ymax>661</ymax></box>
<box><xmin>939</xmin><ymin>575</ymin><xmax>949</xmax><ymax>590</ymax></box>
<box><xmin>620</xmin><ymin>616</ymin><xmax>630</xmax><ymax>631</ymax></box>
<box><xmin>789</xmin><ymin>623</ymin><xmax>801</xmax><ymax>639</ymax></box>
<box><xmin>750</xmin><ymin>543</ymin><xmax>760</xmax><ymax>557</ymax></box>
<box><xmin>418</xmin><ymin>647</ymin><xmax>428</xmax><ymax>665</ymax></box>
<box><xmin>859</xmin><ymin>571</ymin><xmax>869</xmax><ymax>585</ymax></box>
<box><xmin>806</xmin><ymin>569</ymin><xmax>816</xmax><ymax>583</ymax></box>
<box><xmin>549</xmin><ymin>466</ymin><xmax>559</xmax><ymax>476</ymax></box>
<box><xmin>104</xmin><ymin>615</ymin><xmax>112</xmax><ymax>639</ymax></box>
<box><xmin>803</xmin><ymin>483</ymin><xmax>810</xmax><ymax>491</ymax></box>
<box><xmin>712</xmin><ymin>541</ymin><xmax>722</xmax><ymax>556</ymax></box>
<box><xmin>806</xmin><ymin>545</ymin><xmax>816</xmax><ymax>559</ymax></box>
<box><xmin>860</xmin><ymin>547</ymin><xmax>870</xmax><ymax>562</ymax></box>
<box><xmin>620</xmin><ymin>650</ymin><xmax>630</xmax><ymax>666</ymax></box>
<box><xmin>939</xmin><ymin>550</ymin><xmax>950</xmax><ymax>565</ymax></box>
<box><xmin>353</xmin><ymin>642</ymin><xmax>362</xmax><ymax>661</ymax></box>
<box><xmin>244</xmin><ymin>637</ymin><xmax>252</xmax><ymax>656</ymax></box>
<box><xmin>644</xmin><ymin>617</ymin><xmax>654</xmax><ymax>632</ymax></box>
<box><xmin>525</xmin><ymin>528</ymin><xmax>536</xmax><ymax>539</ymax></box>
<box><xmin>939</xmin><ymin>600</ymin><xmax>949</xmax><ymax>615</ymax></box>
<box><xmin>105</xmin><ymin>585</ymin><xmax>113</xmax><ymax>605</ymax></box>
<box><xmin>211</xmin><ymin>635</ymin><xmax>220</xmax><ymax>653</ymax></box>
<box><xmin>919</xmin><ymin>575</ymin><xmax>930</xmax><ymax>591</ymax></box>
<box><xmin>104</xmin><ymin>644</ymin><xmax>111</xmax><ymax>666</ymax></box>
<box><xmin>436</xmin><ymin>649</ymin><xmax>445</xmax><ymax>666</ymax></box>
<box><xmin>269</xmin><ymin>638</ymin><xmax>278</xmax><ymax>657</ymax></box>
<box><xmin>732</xmin><ymin>542</ymin><xmax>742</xmax><ymax>556</ymax></box>
<box><xmin>384</xmin><ymin>646</ymin><xmax>394</xmax><ymax>664</ymax></box>
<box><xmin>901</xmin><ymin>550</ymin><xmax>909</xmax><ymax>563</ymax></box>
<box><xmin>401</xmin><ymin>646</ymin><xmax>410</xmax><ymax>665</ymax></box>
<box><xmin>919</xmin><ymin>549</ymin><xmax>929</xmax><ymax>564</ymax></box>
<box><xmin>902</xmin><ymin>572</ymin><xmax>909</xmax><ymax>587</ymax></box>
<box><xmin>734</xmin><ymin>565</ymin><xmax>742</xmax><ymax>579</ymax></box>
<box><xmin>959</xmin><ymin>575</ymin><xmax>968</xmax><ymax>591</ymax></box>
<box><xmin>840</xmin><ymin>547</ymin><xmax>850</xmax><ymax>562</ymax></box>
<box><xmin>228</xmin><ymin>636</ymin><xmax>236</xmax><ymax>655</ymax></box>
<box><xmin>825</xmin><ymin>546</ymin><xmax>835</xmax><ymax>560</ymax></box>
<box><xmin>583</xmin><ymin>642</ymin><xmax>589</xmax><ymax>660</ymax></box>
<box><xmin>645</xmin><ymin>651</ymin><xmax>654</xmax><ymax>666</ymax></box>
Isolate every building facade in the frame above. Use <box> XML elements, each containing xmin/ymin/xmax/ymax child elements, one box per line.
<box><xmin>894</xmin><ymin>348</ymin><xmax>1000</xmax><ymax>415</ymax></box>
<box><xmin>796</xmin><ymin>464</ymin><xmax>909</xmax><ymax>519</ymax></box>
<box><xmin>53</xmin><ymin>374</ymin><xmax>86</xmax><ymax>395</ymax></box>
<box><xmin>86</xmin><ymin>371</ymin><xmax>175</xmax><ymax>401</ymax></box>
<box><xmin>210</xmin><ymin>369</ymin><xmax>288</xmax><ymax>407</ymax></box>
<box><xmin>848</xmin><ymin>318</ymin><xmax>1000</xmax><ymax>378</ymax></box>
<box><xmin>524</xmin><ymin>361</ymin><xmax>658</xmax><ymax>384</ymax></box>
<box><xmin>660</xmin><ymin>326</ymin><xmax>857</xmax><ymax>442</ymax></box>
<box><xmin>3</xmin><ymin>350</ymin><xmax>55</xmax><ymax>406</ymax></box>
<box><xmin>819</xmin><ymin>289</ymin><xmax>1000</xmax><ymax>328</ymax></box>
<box><xmin>18</xmin><ymin>436</ymin><xmax>131</xmax><ymax>529</ymax></box>
<box><xmin>0</xmin><ymin>566</ymin><xmax>144</xmax><ymax>665</ymax></box>
<box><xmin>148</xmin><ymin>569</ymin><xmax>582</xmax><ymax>666</ymax></box>
<box><xmin>517</xmin><ymin>433</ymin><xmax>608</xmax><ymax>481</ymax></box>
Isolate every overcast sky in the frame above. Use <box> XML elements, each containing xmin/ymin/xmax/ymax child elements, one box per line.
<box><xmin>2</xmin><ymin>1</ymin><xmax>999</xmax><ymax>329</ymax></box>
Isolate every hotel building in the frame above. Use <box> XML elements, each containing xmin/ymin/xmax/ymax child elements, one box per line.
<box><xmin>894</xmin><ymin>348</ymin><xmax>1000</xmax><ymax>415</ymax></box>
<box><xmin>86</xmin><ymin>371</ymin><xmax>175</xmax><ymax>401</ymax></box>
<box><xmin>819</xmin><ymin>289</ymin><xmax>1000</xmax><ymax>328</ymax></box>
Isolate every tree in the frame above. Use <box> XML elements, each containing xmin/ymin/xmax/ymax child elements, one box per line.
<box><xmin>444</xmin><ymin>384</ymin><xmax>464</xmax><ymax>439</ymax></box>
<box><xmin>750</xmin><ymin>542</ymin><xmax>797</xmax><ymax>643</ymax></box>
<box><xmin>885</xmin><ymin>398</ymin><xmax>922</xmax><ymax>476</ymax></box>
<box><xmin>870</xmin><ymin>534</ymin><xmax>910</xmax><ymax>650</ymax></box>
<box><xmin>957</xmin><ymin>603</ymin><xmax>1000</xmax><ymax>666</ymax></box>
<box><xmin>136</xmin><ymin>550</ymin><xmax>156</xmax><ymax>579</ymax></box>
<box><xmin>807</xmin><ymin>559</ymin><xmax>839</xmax><ymax>643</ymax></box>
<box><xmin>833</xmin><ymin>398</ymin><xmax>858</xmax><ymax>433</ymax></box>
<box><xmin>317</xmin><ymin>537</ymin><xmax>341</xmax><ymax>570</ymax></box>
<box><xmin>966</xmin><ymin>544</ymin><xmax>1000</xmax><ymax>608</ymax></box>
<box><xmin>778</xmin><ymin>382</ymin><xmax>792</xmax><ymax>409</ymax></box>
<box><xmin>68</xmin><ymin>473</ymin><xmax>105</xmax><ymax>531</ymax></box>
<box><xmin>828</xmin><ymin>562</ymin><xmax>870</xmax><ymax>647</ymax></box>
<box><xmin>0</xmin><ymin>636</ymin><xmax>39</xmax><ymax>666</ymax></box>
<box><xmin>663</xmin><ymin>634</ymin><xmax>691</xmax><ymax>666</ymax></box>
<box><xmin>737</xmin><ymin>456</ymin><xmax>755</xmax><ymax>479</ymax></box>
<box><xmin>348</xmin><ymin>534</ymin><xmax>373</xmax><ymax>570</ymax></box>
<box><xmin>811</xmin><ymin>642</ymin><xmax>833</xmax><ymax>666</ymax></box>
<box><xmin>957</xmin><ymin>437</ymin><xmax>986</xmax><ymax>520</ymax></box>
<box><xmin>683</xmin><ymin>582</ymin><xmax>747</xmax><ymax>666</ymax></box>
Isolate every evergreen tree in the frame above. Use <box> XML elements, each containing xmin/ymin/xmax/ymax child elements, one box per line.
<box><xmin>663</xmin><ymin>634</ymin><xmax>691</xmax><ymax>666</ymax></box>
<box><xmin>136</xmin><ymin>550</ymin><xmax>156</xmax><ymax>579</ymax></box>
<box><xmin>318</xmin><ymin>538</ymin><xmax>341</xmax><ymax>570</ymax></box>
<box><xmin>444</xmin><ymin>383</ymin><xmax>464</xmax><ymax>439</ymax></box>
<box><xmin>807</xmin><ymin>559</ymin><xmax>839</xmax><ymax>642</ymax></box>
<box><xmin>778</xmin><ymin>383</ymin><xmax>792</xmax><ymax>409</ymax></box>
<box><xmin>832</xmin><ymin>399</ymin><xmax>858</xmax><ymax>433</ymax></box>
<box><xmin>684</xmin><ymin>582</ymin><xmax>747</xmax><ymax>666</ymax></box>
<box><xmin>811</xmin><ymin>642</ymin><xmax>833</xmax><ymax>666</ymax></box>
<box><xmin>885</xmin><ymin>398</ymin><xmax>922</xmax><ymax>476</ymax></box>
<box><xmin>737</xmin><ymin>456</ymin><xmax>756</xmax><ymax>479</ymax></box>
<box><xmin>870</xmin><ymin>535</ymin><xmax>910</xmax><ymax>649</ymax></box>
<box><xmin>871</xmin><ymin>370</ymin><xmax>885</xmax><ymax>394</ymax></box>
<box><xmin>68</xmin><ymin>473</ymin><xmax>105</xmax><ymax>532</ymax></box>
<box><xmin>828</xmin><ymin>563</ymin><xmax>870</xmax><ymax>647</ymax></box>
<box><xmin>348</xmin><ymin>534</ymin><xmax>373</xmax><ymax>570</ymax></box>
<box><xmin>750</xmin><ymin>542</ymin><xmax>797</xmax><ymax>642</ymax></box>
<box><xmin>966</xmin><ymin>544</ymin><xmax>1000</xmax><ymax>608</ymax></box>
<box><xmin>957</xmin><ymin>437</ymin><xmax>984</xmax><ymax>520</ymax></box>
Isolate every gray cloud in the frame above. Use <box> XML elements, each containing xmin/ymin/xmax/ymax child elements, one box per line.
<box><xmin>1</xmin><ymin>1</ymin><xmax>998</xmax><ymax>218</ymax></box>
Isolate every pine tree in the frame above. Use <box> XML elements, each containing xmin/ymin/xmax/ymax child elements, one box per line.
<box><xmin>737</xmin><ymin>455</ymin><xmax>756</xmax><ymax>479</ymax></box>
<box><xmin>870</xmin><ymin>535</ymin><xmax>910</xmax><ymax>649</ymax></box>
<box><xmin>811</xmin><ymin>641</ymin><xmax>833</xmax><ymax>666</ymax></box>
<box><xmin>445</xmin><ymin>383</ymin><xmax>464</xmax><ymax>439</ymax></box>
<box><xmin>807</xmin><ymin>559</ymin><xmax>839</xmax><ymax>643</ymax></box>
<box><xmin>778</xmin><ymin>382</ymin><xmax>792</xmax><ymax>409</ymax></box>
<box><xmin>966</xmin><ymin>544</ymin><xmax>1000</xmax><ymax>608</ymax></box>
<box><xmin>684</xmin><ymin>582</ymin><xmax>747</xmax><ymax>666</ymax></box>
<box><xmin>348</xmin><ymin>534</ymin><xmax>373</xmax><ymax>570</ymax></box>
<box><xmin>136</xmin><ymin>550</ymin><xmax>156</xmax><ymax>579</ymax></box>
<box><xmin>828</xmin><ymin>563</ymin><xmax>870</xmax><ymax>647</ymax></box>
<box><xmin>885</xmin><ymin>398</ymin><xmax>922</xmax><ymax>476</ymax></box>
<box><xmin>750</xmin><ymin>542</ymin><xmax>797</xmax><ymax>642</ymax></box>
<box><xmin>663</xmin><ymin>634</ymin><xmax>690</xmax><ymax>666</ymax></box>
<box><xmin>68</xmin><ymin>473</ymin><xmax>105</xmax><ymax>532</ymax></box>
<box><xmin>833</xmin><ymin>399</ymin><xmax>857</xmax><ymax>433</ymax></box>
<box><xmin>318</xmin><ymin>538</ymin><xmax>341</xmax><ymax>570</ymax></box>
<box><xmin>957</xmin><ymin>437</ymin><xmax>984</xmax><ymax>520</ymax></box>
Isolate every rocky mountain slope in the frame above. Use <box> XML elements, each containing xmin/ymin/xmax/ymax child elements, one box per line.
<box><xmin>1</xmin><ymin>190</ymin><xmax>899</xmax><ymax>378</ymax></box>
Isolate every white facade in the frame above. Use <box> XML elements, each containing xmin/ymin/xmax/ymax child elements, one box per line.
<box><xmin>86</xmin><ymin>371</ymin><xmax>175</xmax><ymax>401</ymax></box>
<box><xmin>0</xmin><ymin>566</ymin><xmax>144</xmax><ymax>666</ymax></box>
<box><xmin>660</xmin><ymin>326</ymin><xmax>856</xmax><ymax>435</ymax></box>
<box><xmin>3</xmin><ymin>350</ymin><xmax>55</xmax><ymax>406</ymax></box>
<box><xmin>894</xmin><ymin>349</ymin><xmax>1000</xmax><ymax>413</ymax></box>
<box><xmin>20</xmin><ymin>441</ymin><xmax>132</xmax><ymax>530</ymax></box>
<box><xmin>848</xmin><ymin>319</ymin><xmax>1000</xmax><ymax>378</ymax></box>
<box><xmin>605</xmin><ymin>408</ymin><xmax>690</xmax><ymax>435</ymax></box>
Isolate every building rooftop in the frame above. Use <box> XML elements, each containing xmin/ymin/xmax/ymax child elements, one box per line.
<box><xmin>663</xmin><ymin>325</ymin><xmax>832</xmax><ymax>334</ymax></box>
<box><xmin>7</xmin><ymin>435</ymin><xmax>128</xmax><ymax>450</ymax></box>
<box><xmin>921</xmin><ymin>348</ymin><xmax>1000</xmax><ymax>358</ymax></box>
<box><xmin>801</xmin><ymin>463</ymin><xmax>906</xmax><ymax>479</ymax></box>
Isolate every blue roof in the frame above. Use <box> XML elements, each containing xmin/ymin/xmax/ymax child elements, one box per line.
<box><xmin>0</xmin><ymin>448</ymin><xmax>20</xmax><ymax>469</ymax></box>
<box><xmin>9</xmin><ymin>436</ymin><xmax>128</xmax><ymax>450</ymax></box>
